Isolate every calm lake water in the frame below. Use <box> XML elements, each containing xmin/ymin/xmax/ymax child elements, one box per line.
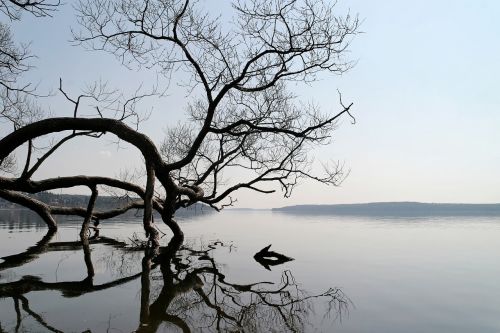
<box><xmin>1</xmin><ymin>209</ymin><xmax>500</xmax><ymax>332</ymax></box>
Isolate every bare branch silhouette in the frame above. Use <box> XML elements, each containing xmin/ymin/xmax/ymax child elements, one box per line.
<box><xmin>1</xmin><ymin>0</ymin><xmax>359</xmax><ymax>243</ymax></box>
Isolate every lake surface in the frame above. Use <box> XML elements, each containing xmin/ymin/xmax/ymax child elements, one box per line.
<box><xmin>1</xmin><ymin>209</ymin><xmax>500</xmax><ymax>332</ymax></box>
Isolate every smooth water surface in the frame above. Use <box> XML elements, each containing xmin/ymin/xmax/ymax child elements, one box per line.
<box><xmin>1</xmin><ymin>209</ymin><xmax>500</xmax><ymax>332</ymax></box>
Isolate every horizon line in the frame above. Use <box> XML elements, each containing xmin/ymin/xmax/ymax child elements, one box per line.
<box><xmin>229</xmin><ymin>201</ymin><xmax>500</xmax><ymax>210</ymax></box>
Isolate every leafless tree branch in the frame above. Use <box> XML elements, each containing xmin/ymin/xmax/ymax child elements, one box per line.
<box><xmin>1</xmin><ymin>0</ymin><xmax>359</xmax><ymax>243</ymax></box>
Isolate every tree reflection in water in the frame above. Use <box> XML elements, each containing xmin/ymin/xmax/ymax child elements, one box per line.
<box><xmin>0</xmin><ymin>230</ymin><xmax>349</xmax><ymax>332</ymax></box>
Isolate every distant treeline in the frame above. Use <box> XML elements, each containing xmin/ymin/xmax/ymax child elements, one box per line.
<box><xmin>272</xmin><ymin>202</ymin><xmax>500</xmax><ymax>217</ymax></box>
<box><xmin>0</xmin><ymin>192</ymin><xmax>134</xmax><ymax>210</ymax></box>
<box><xmin>0</xmin><ymin>192</ymin><xmax>213</xmax><ymax>217</ymax></box>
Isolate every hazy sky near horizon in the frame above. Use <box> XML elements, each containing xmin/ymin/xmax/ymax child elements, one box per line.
<box><xmin>5</xmin><ymin>0</ymin><xmax>500</xmax><ymax>208</ymax></box>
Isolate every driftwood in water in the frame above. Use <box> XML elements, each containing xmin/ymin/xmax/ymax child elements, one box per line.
<box><xmin>254</xmin><ymin>244</ymin><xmax>294</xmax><ymax>271</ymax></box>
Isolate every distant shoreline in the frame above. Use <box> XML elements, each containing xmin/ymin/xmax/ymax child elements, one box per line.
<box><xmin>270</xmin><ymin>202</ymin><xmax>500</xmax><ymax>217</ymax></box>
<box><xmin>4</xmin><ymin>200</ymin><xmax>500</xmax><ymax>217</ymax></box>
<box><xmin>229</xmin><ymin>202</ymin><xmax>500</xmax><ymax>217</ymax></box>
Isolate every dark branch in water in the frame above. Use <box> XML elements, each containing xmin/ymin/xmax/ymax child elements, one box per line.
<box><xmin>16</xmin><ymin>295</ymin><xmax>64</xmax><ymax>333</ymax></box>
<box><xmin>0</xmin><ymin>229</ymin><xmax>55</xmax><ymax>271</ymax></box>
<box><xmin>0</xmin><ymin>231</ymin><xmax>135</xmax><ymax>274</ymax></box>
<box><xmin>0</xmin><ymin>235</ymin><xmax>350</xmax><ymax>332</ymax></box>
<box><xmin>254</xmin><ymin>244</ymin><xmax>294</xmax><ymax>271</ymax></box>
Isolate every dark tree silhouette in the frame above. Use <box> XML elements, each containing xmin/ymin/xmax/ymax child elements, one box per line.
<box><xmin>0</xmin><ymin>0</ymin><xmax>60</xmax><ymax>20</ymax></box>
<box><xmin>0</xmin><ymin>0</ymin><xmax>61</xmax><ymax>175</ymax></box>
<box><xmin>0</xmin><ymin>0</ymin><xmax>359</xmax><ymax>244</ymax></box>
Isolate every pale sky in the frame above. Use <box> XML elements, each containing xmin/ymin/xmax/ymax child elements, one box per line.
<box><xmin>6</xmin><ymin>0</ymin><xmax>500</xmax><ymax>208</ymax></box>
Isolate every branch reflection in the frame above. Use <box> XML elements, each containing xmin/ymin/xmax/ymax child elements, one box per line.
<box><xmin>0</xmin><ymin>232</ymin><xmax>349</xmax><ymax>332</ymax></box>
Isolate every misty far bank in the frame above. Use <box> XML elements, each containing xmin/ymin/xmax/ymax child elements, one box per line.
<box><xmin>3</xmin><ymin>194</ymin><xmax>500</xmax><ymax>218</ymax></box>
<box><xmin>270</xmin><ymin>202</ymin><xmax>500</xmax><ymax>217</ymax></box>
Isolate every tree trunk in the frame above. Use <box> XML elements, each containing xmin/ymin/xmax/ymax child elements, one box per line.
<box><xmin>160</xmin><ymin>208</ymin><xmax>184</xmax><ymax>241</ymax></box>
<box><xmin>80</xmin><ymin>187</ymin><xmax>98</xmax><ymax>240</ymax></box>
<box><xmin>143</xmin><ymin>163</ymin><xmax>160</xmax><ymax>247</ymax></box>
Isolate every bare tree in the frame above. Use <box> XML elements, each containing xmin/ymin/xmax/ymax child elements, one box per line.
<box><xmin>0</xmin><ymin>0</ymin><xmax>61</xmax><ymax>174</ymax></box>
<box><xmin>0</xmin><ymin>0</ymin><xmax>61</xmax><ymax>114</ymax></box>
<box><xmin>0</xmin><ymin>0</ymin><xmax>60</xmax><ymax>20</ymax></box>
<box><xmin>0</xmin><ymin>0</ymin><xmax>359</xmax><ymax>245</ymax></box>
<box><xmin>0</xmin><ymin>22</ymin><xmax>42</xmax><ymax>130</ymax></box>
